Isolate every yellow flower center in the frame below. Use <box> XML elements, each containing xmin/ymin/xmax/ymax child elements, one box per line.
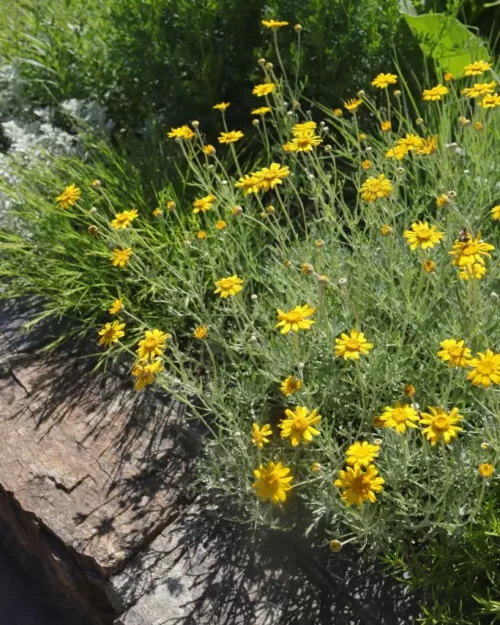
<box><xmin>350</xmin><ymin>475</ymin><xmax>370</xmax><ymax>494</ymax></box>
<box><xmin>284</xmin><ymin>311</ymin><xmax>303</xmax><ymax>323</ymax></box>
<box><xmin>392</xmin><ymin>407</ymin><xmax>409</xmax><ymax>423</ymax></box>
<box><xmin>415</xmin><ymin>230</ymin><xmax>431</xmax><ymax>241</ymax></box>
<box><xmin>292</xmin><ymin>416</ymin><xmax>309</xmax><ymax>432</ymax></box>
<box><xmin>346</xmin><ymin>339</ymin><xmax>361</xmax><ymax>351</ymax></box>
<box><xmin>266</xmin><ymin>473</ymin><xmax>280</xmax><ymax>487</ymax></box>
<box><xmin>144</xmin><ymin>337</ymin><xmax>160</xmax><ymax>348</ymax></box>
<box><xmin>219</xmin><ymin>278</ymin><xmax>235</xmax><ymax>289</ymax></box>
<box><xmin>432</xmin><ymin>415</ymin><xmax>450</xmax><ymax>431</ymax></box>
<box><xmin>476</xmin><ymin>360</ymin><xmax>494</xmax><ymax>375</ymax></box>
<box><xmin>253</xmin><ymin>431</ymin><xmax>264</xmax><ymax>443</ymax></box>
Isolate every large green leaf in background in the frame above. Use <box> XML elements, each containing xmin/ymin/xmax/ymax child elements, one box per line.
<box><xmin>402</xmin><ymin>12</ymin><xmax>490</xmax><ymax>77</ymax></box>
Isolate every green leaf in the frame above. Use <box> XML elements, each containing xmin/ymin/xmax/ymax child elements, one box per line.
<box><xmin>402</xmin><ymin>12</ymin><xmax>490</xmax><ymax>77</ymax></box>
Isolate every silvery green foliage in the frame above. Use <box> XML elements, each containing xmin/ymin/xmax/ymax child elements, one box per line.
<box><xmin>0</xmin><ymin>62</ymin><xmax>111</xmax><ymax>223</ymax></box>
<box><xmin>60</xmin><ymin>98</ymin><xmax>113</xmax><ymax>136</ymax></box>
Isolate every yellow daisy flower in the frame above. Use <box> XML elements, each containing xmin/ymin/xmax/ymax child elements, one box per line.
<box><xmin>167</xmin><ymin>125</ymin><xmax>195</xmax><ymax>140</ymax></box>
<box><xmin>132</xmin><ymin>359</ymin><xmax>163</xmax><ymax>391</ymax></box>
<box><xmin>252</xmin><ymin>461</ymin><xmax>293</xmax><ymax>504</ymax></box>
<box><xmin>345</xmin><ymin>441</ymin><xmax>380</xmax><ymax>469</ymax></box>
<box><xmin>462</xmin><ymin>81</ymin><xmax>497</xmax><ymax>99</ymax></box>
<box><xmin>108</xmin><ymin>298</ymin><xmax>124</xmax><ymax>315</ymax></box>
<box><xmin>491</xmin><ymin>205</ymin><xmax>500</xmax><ymax>220</ymax></box>
<box><xmin>110</xmin><ymin>247</ymin><xmax>133</xmax><ymax>268</ymax></box>
<box><xmin>464</xmin><ymin>60</ymin><xmax>492</xmax><ymax>76</ymax></box>
<box><xmin>371</xmin><ymin>73</ymin><xmax>398</xmax><ymax>89</ymax></box>
<box><xmin>416</xmin><ymin>135</ymin><xmax>438</xmax><ymax>155</ymax></box>
<box><xmin>403</xmin><ymin>221</ymin><xmax>444</xmax><ymax>250</ymax></box>
<box><xmin>213</xmin><ymin>102</ymin><xmax>230</xmax><ymax>111</ymax></box>
<box><xmin>422</xmin><ymin>84</ymin><xmax>449</xmax><ymax>101</ymax></box>
<box><xmin>420</xmin><ymin>407</ymin><xmax>463</xmax><ymax>446</ymax></box>
<box><xmin>423</xmin><ymin>260</ymin><xmax>436</xmax><ymax>273</ymax></box>
<box><xmin>437</xmin><ymin>339</ymin><xmax>472</xmax><ymax>368</ymax></box>
<box><xmin>467</xmin><ymin>350</ymin><xmax>500</xmax><ymax>388</ymax></box>
<box><xmin>192</xmin><ymin>194</ymin><xmax>216</xmax><ymax>214</ymax></box>
<box><xmin>56</xmin><ymin>184</ymin><xmax>81</xmax><ymax>209</ymax></box>
<box><xmin>97</xmin><ymin>321</ymin><xmax>125</xmax><ymax>347</ymax></box>
<box><xmin>252</xmin><ymin>106</ymin><xmax>272</xmax><ymax>115</ymax></box>
<box><xmin>378</xmin><ymin>401</ymin><xmax>419</xmax><ymax>433</ymax></box>
<box><xmin>385</xmin><ymin>145</ymin><xmax>407</xmax><ymax>160</ymax></box>
<box><xmin>276</xmin><ymin>304</ymin><xmax>316</xmax><ymax>334</ymax></box>
<box><xmin>253</xmin><ymin>163</ymin><xmax>290</xmax><ymax>191</ymax></box>
<box><xmin>280</xmin><ymin>375</ymin><xmax>303</xmax><ymax>396</ymax></box>
<box><xmin>334</xmin><ymin>464</ymin><xmax>384</xmax><ymax>507</ymax></box>
<box><xmin>251</xmin><ymin>423</ymin><xmax>273</xmax><ymax>448</ymax></box>
<box><xmin>361</xmin><ymin>159</ymin><xmax>372</xmax><ymax>170</ymax></box>
<box><xmin>235</xmin><ymin>174</ymin><xmax>261</xmax><ymax>195</ymax></box>
<box><xmin>203</xmin><ymin>144</ymin><xmax>216</xmax><ymax>155</ymax></box>
<box><xmin>111</xmin><ymin>209</ymin><xmax>138</xmax><ymax>230</ymax></box>
<box><xmin>253</xmin><ymin>83</ymin><xmax>276</xmax><ymax>97</ymax></box>
<box><xmin>335</xmin><ymin>329</ymin><xmax>373</xmax><ymax>360</ymax></box>
<box><xmin>381</xmin><ymin>120</ymin><xmax>392</xmax><ymax>132</ymax></box>
<box><xmin>333</xmin><ymin>108</ymin><xmax>343</xmax><ymax>117</ymax></box>
<box><xmin>214</xmin><ymin>275</ymin><xmax>244</xmax><ymax>298</ymax></box>
<box><xmin>218</xmin><ymin>130</ymin><xmax>244</xmax><ymax>144</ymax></box>
<box><xmin>193</xmin><ymin>325</ymin><xmax>208</xmax><ymax>340</ymax></box>
<box><xmin>344</xmin><ymin>98</ymin><xmax>363</xmax><ymax>112</ymax></box>
<box><xmin>137</xmin><ymin>328</ymin><xmax>169</xmax><ymax>361</ymax></box>
<box><xmin>279</xmin><ymin>406</ymin><xmax>321</xmax><ymax>446</ymax></box>
<box><xmin>359</xmin><ymin>174</ymin><xmax>393</xmax><ymax>202</ymax></box>
<box><xmin>478</xmin><ymin>93</ymin><xmax>500</xmax><ymax>108</ymax></box>
<box><xmin>449</xmin><ymin>233</ymin><xmax>495</xmax><ymax>268</ymax></box>
<box><xmin>284</xmin><ymin>131</ymin><xmax>322</xmax><ymax>152</ymax></box>
<box><xmin>436</xmin><ymin>193</ymin><xmax>450</xmax><ymax>207</ymax></box>
<box><xmin>292</xmin><ymin>121</ymin><xmax>317</xmax><ymax>135</ymax></box>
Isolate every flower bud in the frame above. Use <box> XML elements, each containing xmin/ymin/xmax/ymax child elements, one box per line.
<box><xmin>394</xmin><ymin>89</ymin><xmax>401</xmax><ymax>97</ymax></box>
<box><xmin>338</xmin><ymin>277</ymin><xmax>347</xmax><ymax>286</ymax></box>
<box><xmin>314</xmin><ymin>239</ymin><xmax>324</xmax><ymax>248</ymax></box>
<box><xmin>265</xmin><ymin>62</ymin><xmax>273</xmax><ymax>70</ymax></box>
<box><xmin>266</xmin><ymin>205</ymin><xmax>275</xmax><ymax>214</ymax></box>
<box><xmin>191</xmin><ymin>120</ymin><xmax>199</xmax><ymax>128</ymax></box>
<box><xmin>294</xmin><ymin>23</ymin><xmax>302</xmax><ymax>32</ymax></box>
<box><xmin>231</xmin><ymin>205</ymin><xmax>243</xmax><ymax>216</ymax></box>
<box><xmin>88</xmin><ymin>225</ymin><xmax>98</xmax><ymax>236</ymax></box>
<box><xmin>258</xmin><ymin>58</ymin><xmax>266</xmax><ymax>66</ymax></box>
<box><xmin>301</xmin><ymin>263</ymin><xmax>314</xmax><ymax>275</ymax></box>
<box><xmin>416</xmin><ymin>117</ymin><xmax>423</xmax><ymax>125</ymax></box>
<box><xmin>329</xmin><ymin>539</ymin><xmax>342</xmax><ymax>553</ymax></box>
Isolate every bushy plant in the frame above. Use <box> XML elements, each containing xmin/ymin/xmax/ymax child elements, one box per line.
<box><xmin>1</xmin><ymin>22</ymin><xmax>500</xmax><ymax>619</ymax></box>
